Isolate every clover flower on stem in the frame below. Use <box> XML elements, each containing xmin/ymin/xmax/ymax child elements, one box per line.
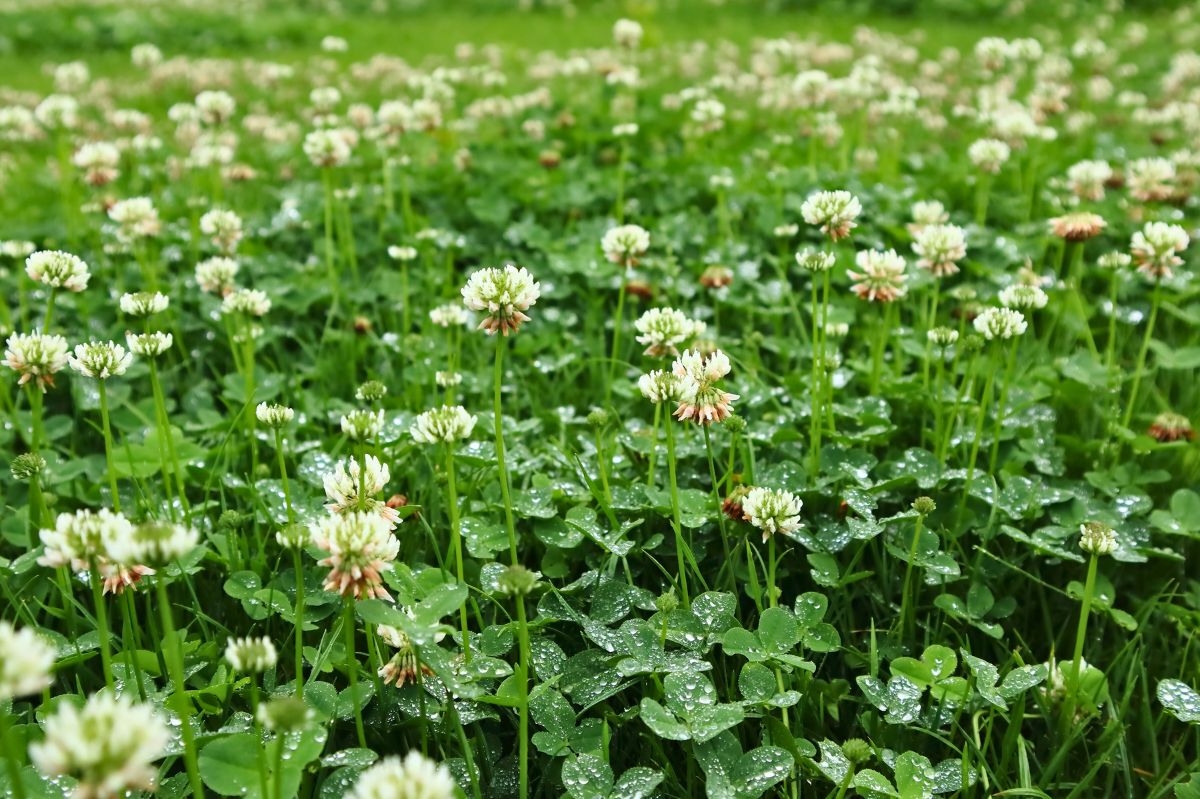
<box><xmin>671</xmin><ymin>349</ymin><xmax>739</xmax><ymax>425</ymax></box>
<box><xmin>634</xmin><ymin>307</ymin><xmax>705</xmax><ymax>357</ymax></box>
<box><xmin>461</xmin><ymin>264</ymin><xmax>541</xmax><ymax>336</ymax></box>
<box><xmin>801</xmin><ymin>189</ymin><xmax>861</xmax><ymax>241</ymax></box>
<box><xmin>323</xmin><ymin>454</ymin><xmax>399</xmax><ymax>529</ymax></box>
<box><xmin>350</xmin><ymin>752</ymin><xmax>456</xmax><ymax>799</ymax></box>
<box><xmin>742</xmin><ymin>486</ymin><xmax>803</xmax><ymax>607</ymax></box>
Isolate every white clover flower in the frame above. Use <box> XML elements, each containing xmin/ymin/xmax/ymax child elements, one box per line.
<box><xmin>435</xmin><ymin>371</ymin><xmax>462</xmax><ymax>388</ymax></box>
<box><xmin>222</xmin><ymin>288</ymin><xmax>271</xmax><ymax>317</ymax></box>
<box><xmin>323</xmin><ymin>455</ymin><xmax>398</xmax><ymax>528</ymax></box>
<box><xmin>973</xmin><ymin>307</ymin><xmax>1028</xmax><ymax>340</ymax></box>
<box><xmin>691</xmin><ymin>98</ymin><xmax>726</xmax><ymax>132</ymax></box>
<box><xmin>73</xmin><ymin>142</ymin><xmax>121</xmax><ymax>186</ymax></box>
<box><xmin>310</xmin><ymin>511</ymin><xmax>399</xmax><ymax>601</ymax></box>
<box><xmin>634</xmin><ymin>307</ymin><xmax>706</xmax><ymax>357</ymax></box>
<box><xmin>1067</xmin><ymin>159</ymin><xmax>1113</xmax><ymax>201</ymax></box>
<box><xmin>638</xmin><ymin>369</ymin><xmax>680</xmax><ymax>404</ymax></box>
<box><xmin>26</xmin><ymin>250</ymin><xmax>90</xmax><ymax>292</ymax></box>
<box><xmin>612</xmin><ymin>18</ymin><xmax>644</xmax><ymax>49</ymax></box>
<box><xmin>849</xmin><ymin>249</ymin><xmax>907</xmax><ymax>302</ymax></box>
<box><xmin>999</xmin><ymin>284</ymin><xmax>1048</xmax><ymax>311</ymax></box>
<box><xmin>199</xmin><ymin>209</ymin><xmax>244</xmax><ymax>254</ymax></box>
<box><xmin>773</xmin><ymin>223</ymin><xmax>799</xmax><ymax>238</ymax></box>
<box><xmin>461</xmin><ymin>264</ymin><xmax>541</xmax><ymax>336</ymax></box>
<box><xmin>1079</xmin><ymin>521</ymin><xmax>1117</xmax><ymax>556</ymax></box>
<box><xmin>968</xmin><ymin>138</ymin><xmax>1011</xmax><ymax>173</ymax></box>
<box><xmin>341</xmin><ymin>408</ymin><xmax>384</xmax><ymax>441</ymax></box>
<box><xmin>196</xmin><ymin>256</ymin><xmax>239</xmax><ymax>295</ymax></box>
<box><xmin>303</xmin><ymin>128</ymin><xmax>353</xmax><ymax>168</ymax></box>
<box><xmin>927</xmin><ymin>327</ymin><xmax>959</xmax><ymax>347</ymax></box>
<box><xmin>1097</xmin><ymin>252</ymin><xmax>1132</xmax><ymax>271</ymax></box>
<box><xmin>912</xmin><ymin>223</ymin><xmax>967</xmax><ymax>277</ymax></box>
<box><xmin>126</xmin><ymin>331</ymin><xmax>173</xmax><ymax>358</ymax></box>
<box><xmin>37</xmin><ymin>508</ymin><xmax>132</xmax><ymax>573</ymax></box>
<box><xmin>105</xmin><ymin>521</ymin><xmax>199</xmax><ymax>567</ymax></box>
<box><xmin>196</xmin><ymin>90</ymin><xmax>236</xmax><ymax>125</ymax></box>
<box><xmin>429</xmin><ymin>303</ymin><xmax>469</xmax><ymax>328</ymax></box>
<box><xmin>119</xmin><ymin>291</ymin><xmax>168</xmax><ymax>317</ymax></box>
<box><xmin>225</xmin><ymin>636</ymin><xmax>278</xmax><ymax>673</ymax></box>
<box><xmin>1130</xmin><ymin>221</ymin><xmax>1189</xmax><ymax>280</ymax></box>
<box><xmin>795</xmin><ymin>248</ymin><xmax>836</xmax><ymax>272</ymax></box>
<box><xmin>801</xmin><ymin>190</ymin><xmax>862</xmax><ymax>241</ymax></box>
<box><xmin>350</xmin><ymin>751</ymin><xmax>456</xmax><ymax>799</ymax></box>
<box><xmin>411</xmin><ymin>405</ymin><xmax>476</xmax><ymax>444</ymax></box>
<box><xmin>672</xmin><ymin>349</ymin><xmax>739</xmax><ymax>425</ymax></box>
<box><xmin>613</xmin><ymin>122</ymin><xmax>639</xmax><ymax>137</ymax></box>
<box><xmin>321</xmin><ymin>35</ymin><xmax>349</xmax><ymax>53</ymax></box>
<box><xmin>387</xmin><ymin>245</ymin><xmax>418</xmax><ymax>262</ymax></box>
<box><xmin>108</xmin><ymin>197</ymin><xmax>161</xmax><ymax>240</ymax></box>
<box><xmin>1126</xmin><ymin>157</ymin><xmax>1176</xmax><ymax>202</ymax></box>
<box><xmin>742</xmin><ymin>487</ymin><xmax>803</xmax><ymax>542</ymax></box>
<box><xmin>3</xmin><ymin>332</ymin><xmax>70</xmax><ymax>391</ymax></box>
<box><xmin>35</xmin><ymin>94</ymin><xmax>79</xmax><ymax>129</ymax></box>
<box><xmin>601</xmin><ymin>224</ymin><xmax>651</xmax><ymax>267</ymax></box>
<box><xmin>131</xmin><ymin>43</ymin><xmax>163</xmax><ymax>69</ymax></box>
<box><xmin>68</xmin><ymin>341</ymin><xmax>132</xmax><ymax>380</ymax></box>
<box><xmin>909</xmin><ymin>200</ymin><xmax>949</xmax><ymax>233</ymax></box>
<box><xmin>310</xmin><ymin>86</ymin><xmax>342</xmax><ymax>113</ymax></box>
<box><xmin>256</xmin><ymin>403</ymin><xmax>295</xmax><ymax>428</ymax></box>
<box><xmin>31</xmin><ymin>692</ymin><xmax>169</xmax><ymax>799</ymax></box>
<box><xmin>0</xmin><ymin>621</ymin><xmax>55</xmax><ymax>700</ymax></box>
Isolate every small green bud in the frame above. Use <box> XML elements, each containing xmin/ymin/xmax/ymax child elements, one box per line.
<box><xmin>587</xmin><ymin>409</ymin><xmax>610</xmax><ymax>428</ymax></box>
<box><xmin>655</xmin><ymin>589</ymin><xmax>679</xmax><ymax>614</ymax></box>
<box><xmin>356</xmin><ymin>380</ymin><xmax>388</xmax><ymax>403</ymax></box>
<box><xmin>841</xmin><ymin>738</ymin><xmax>872</xmax><ymax>764</ymax></box>
<box><xmin>11</xmin><ymin>453</ymin><xmax>46</xmax><ymax>481</ymax></box>
<box><xmin>912</xmin><ymin>496</ymin><xmax>936</xmax><ymax>515</ymax></box>
<box><xmin>724</xmin><ymin>414</ymin><xmax>747</xmax><ymax>434</ymax></box>
<box><xmin>497</xmin><ymin>564</ymin><xmax>542</xmax><ymax>597</ymax></box>
<box><xmin>256</xmin><ymin>696</ymin><xmax>313</xmax><ymax>732</ymax></box>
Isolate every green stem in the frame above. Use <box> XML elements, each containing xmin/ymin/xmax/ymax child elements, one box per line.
<box><xmin>605</xmin><ymin>280</ymin><xmax>627</xmax><ymax>405</ymax></box>
<box><xmin>899</xmin><ymin>515</ymin><xmax>925</xmax><ymax>642</ymax></box>
<box><xmin>291</xmin><ymin>549</ymin><xmax>306</xmax><ymax>700</ymax></box>
<box><xmin>445</xmin><ymin>445</ymin><xmax>471</xmax><ymax>663</ymax></box>
<box><xmin>808</xmin><ymin>274</ymin><xmax>822</xmax><ymax>483</ymax></box>
<box><xmin>0</xmin><ymin>711</ymin><xmax>27</xmax><ymax>799</ymax></box>
<box><xmin>514</xmin><ymin>595</ymin><xmax>531</xmax><ymax>799</ymax></box>
<box><xmin>1120</xmin><ymin>280</ymin><xmax>1161</xmax><ymax>434</ymax></box>
<box><xmin>493</xmin><ymin>337</ymin><xmax>519</xmax><ymax>565</ymax></box>
<box><xmin>342</xmin><ymin>601</ymin><xmax>367</xmax><ymax>747</ymax></box>
<box><xmin>702</xmin><ymin>425</ymin><xmax>732</xmax><ymax>589</ymax></box>
<box><xmin>958</xmin><ymin>353</ymin><xmax>996</xmax><ymax>523</ymax></box>
<box><xmin>988</xmin><ymin>341</ymin><xmax>1019</xmax><ymax>474</ymax></box>
<box><xmin>272</xmin><ymin>730</ymin><xmax>285</xmax><ymax>799</ymax></box>
<box><xmin>664</xmin><ymin>414</ymin><xmax>690</xmax><ymax>608</ymax></box>
<box><xmin>42</xmin><ymin>288</ymin><xmax>57</xmax><ymax>334</ymax></box>
<box><xmin>89</xmin><ymin>559</ymin><xmax>114</xmax><ymax>689</ymax></box>
<box><xmin>155</xmin><ymin>578</ymin><xmax>205</xmax><ymax>799</ymax></box>
<box><xmin>766</xmin><ymin>535</ymin><xmax>777</xmax><ymax>608</ymax></box>
<box><xmin>646</xmin><ymin>402</ymin><xmax>661</xmax><ymax>489</ymax></box>
<box><xmin>1062</xmin><ymin>553</ymin><xmax>1099</xmax><ymax>732</ymax></box>
<box><xmin>98</xmin><ymin>381</ymin><xmax>121</xmax><ymax>513</ymax></box>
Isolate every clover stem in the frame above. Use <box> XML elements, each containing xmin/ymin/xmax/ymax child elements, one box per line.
<box><xmin>1120</xmin><ymin>278</ymin><xmax>1161</xmax><ymax>436</ymax></box>
<box><xmin>514</xmin><ymin>594</ymin><xmax>532</xmax><ymax>799</ymax></box>
<box><xmin>89</xmin><ymin>558</ymin><xmax>114</xmax><ymax>689</ymax></box>
<box><xmin>445</xmin><ymin>444</ymin><xmax>471</xmax><ymax>663</ymax></box>
<box><xmin>97</xmin><ymin>380</ymin><xmax>121</xmax><ymax>513</ymax></box>
<box><xmin>494</xmin><ymin>336</ymin><xmax>519</xmax><ymax>565</ymax></box>
<box><xmin>1062</xmin><ymin>552</ymin><xmax>1099</xmax><ymax>734</ymax></box>
<box><xmin>155</xmin><ymin>577</ymin><xmax>205</xmax><ymax>798</ymax></box>
<box><xmin>342</xmin><ymin>600</ymin><xmax>367</xmax><ymax>748</ymax></box>
<box><xmin>664</xmin><ymin>412</ymin><xmax>690</xmax><ymax>609</ymax></box>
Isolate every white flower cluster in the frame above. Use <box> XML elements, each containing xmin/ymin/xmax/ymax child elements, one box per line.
<box><xmin>1130</xmin><ymin>221</ymin><xmax>1189</xmax><ymax>280</ymax></box>
<box><xmin>973</xmin><ymin>307</ymin><xmax>1028</xmax><ymax>340</ymax></box>
<box><xmin>601</xmin><ymin>224</ymin><xmax>651</xmax><ymax>267</ymax></box>
<box><xmin>672</xmin><ymin>349</ymin><xmax>739</xmax><ymax>425</ymax></box>
<box><xmin>351</xmin><ymin>751</ymin><xmax>457</xmax><ymax>799</ymax></box>
<box><xmin>25</xmin><ymin>250</ymin><xmax>90</xmax><ymax>292</ymax></box>
<box><xmin>225</xmin><ymin>636</ymin><xmax>278</xmax><ymax>673</ymax></box>
<box><xmin>323</xmin><ymin>454</ymin><xmax>397</xmax><ymax>528</ymax></box>
<box><xmin>741</xmin><ymin>487</ymin><xmax>804</xmax><ymax>542</ymax></box>
<box><xmin>411</xmin><ymin>405</ymin><xmax>476</xmax><ymax>444</ymax></box>
<box><xmin>0</xmin><ymin>620</ymin><xmax>55</xmax><ymax>700</ymax></box>
<box><xmin>801</xmin><ymin>190</ymin><xmax>862</xmax><ymax>241</ymax></box>
<box><xmin>3</xmin><ymin>332</ymin><xmax>70</xmax><ymax>391</ymax></box>
<box><xmin>461</xmin><ymin>264</ymin><xmax>541</xmax><ymax>336</ymax></box>
<box><xmin>634</xmin><ymin>307</ymin><xmax>706</xmax><ymax>357</ymax></box>
<box><xmin>69</xmin><ymin>341</ymin><xmax>132</xmax><ymax>380</ymax></box>
<box><xmin>912</xmin><ymin>223</ymin><xmax>967</xmax><ymax>277</ymax></box>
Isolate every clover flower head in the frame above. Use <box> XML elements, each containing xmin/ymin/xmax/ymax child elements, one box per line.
<box><xmin>638</xmin><ymin>369</ymin><xmax>680</xmax><ymax>404</ymax></box>
<box><xmin>973</xmin><ymin>307</ymin><xmax>1028</xmax><ymax>340</ymax></box>
<box><xmin>1148</xmin><ymin>411</ymin><xmax>1194</xmax><ymax>443</ymax></box>
<box><xmin>108</xmin><ymin>197</ymin><xmax>161</xmax><ymax>240</ymax></box>
<box><xmin>11</xmin><ymin>452</ymin><xmax>46</xmax><ymax>481</ymax></box>
<box><xmin>303</xmin><ymin>128</ymin><xmax>353</xmax><ymax>168</ymax></box>
<box><xmin>429</xmin><ymin>303</ymin><xmax>470</xmax><ymax>328</ymax></box>
<box><xmin>310</xmin><ymin>511</ymin><xmax>400</xmax><ymax>601</ymax></box>
<box><xmin>849</xmin><ymin>249</ymin><xmax>907</xmax><ymax>302</ymax></box>
<box><xmin>222</xmin><ymin>288</ymin><xmax>271</xmax><ymax>317</ymax></box>
<box><xmin>225</xmin><ymin>636</ymin><xmax>278</xmax><ymax>673</ymax></box>
<box><xmin>998</xmin><ymin>284</ymin><xmax>1048</xmax><ymax>311</ymax></box>
<box><xmin>196</xmin><ymin>256</ymin><xmax>239</xmax><ymax>295</ymax></box>
<box><xmin>1078</xmin><ymin>521</ymin><xmax>1117</xmax><ymax>556</ymax></box>
<box><xmin>256</xmin><ymin>697</ymin><xmax>314</xmax><ymax>733</ymax></box>
<box><xmin>460</xmin><ymin>264</ymin><xmax>541</xmax><ymax>336</ymax></box>
<box><xmin>31</xmin><ymin>692</ymin><xmax>169</xmax><ymax>799</ymax></box>
<box><xmin>435</xmin><ymin>371</ymin><xmax>462</xmax><ymax>388</ymax></box>
<box><xmin>131</xmin><ymin>43</ymin><xmax>163</xmax><ymax>69</ymax></box>
<box><xmin>602</xmin><ymin>224</ymin><xmax>651</xmax><ymax>267</ymax></box>
<box><xmin>912</xmin><ymin>223</ymin><xmax>967</xmax><ymax>276</ymax></box>
<box><xmin>1130</xmin><ymin>221</ymin><xmax>1189</xmax><ymax>280</ymax></box>
<box><xmin>196</xmin><ymin>89</ymin><xmax>236</xmax><ymax>125</ymax></box>
<box><xmin>350</xmin><ymin>752</ymin><xmax>456</xmax><ymax>799</ymax></box>
<box><xmin>741</xmin><ymin>487</ymin><xmax>803</xmax><ymax>542</ymax></box>
<box><xmin>0</xmin><ymin>621</ymin><xmax>55</xmax><ymax>700</ymax></box>
<box><xmin>909</xmin><ymin>200</ymin><xmax>949</xmax><ymax>234</ymax></box>
<box><xmin>1096</xmin><ymin>251</ymin><xmax>1132</xmax><ymax>271</ymax></box>
<box><xmin>26</xmin><ymin>250</ymin><xmax>90</xmax><ymax>292</ymax></box>
<box><xmin>199</xmin><ymin>209</ymin><xmax>244</xmax><ymax>254</ymax></box>
<box><xmin>256</xmin><ymin>402</ymin><xmax>294</xmax><ymax>428</ymax></box>
<box><xmin>3</xmin><ymin>332</ymin><xmax>70</xmax><ymax>391</ymax></box>
<box><xmin>341</xmin><ymin>408</ymin><xmax>384</xmax><ymax>441</ymax></box>
<box><xmin>119</xmin><ymin>291</ymin><xmax>169</xmax><ymax>317</ymax></box>
<box><xmin>967</xmin><ymin>138</ymin><xmax>1010</xmax><ymax>173</ymax></box>
<box><xmin>672</xmin><ymin>349</ymin><xmax>739</xmax><ymax>425</ymax></box>
<box><xmin>634</xmin><ymin>307</ymin><xmax>706</xmax><ymax>357</ymax></box>
<box><xmin>69</xmin><ymin>341</ymin><xmax>132</xmax><ymax>380</ymax></box>
<box><xmin>613</xmin><ymin>18</ymin><xmax>644</xmax><ymax>49</ymax></box>
<box><xmin>126</xmin><ymin>331</ymin><xmax>173</xmax><ymax>358</ymax></box>
<box><xmin>1067</xmin><ymin>159</ymin><xmax>1113</xmax><ymax>200</ymax></box>
<box><xmin>1126</xmin><ymin>156</ymin><xmax>1176</xmax><ymax>202</ymax></box>
<box><xmin>387</xmin><ymin>245</ymin><xmax>418</xmax><ymax>262</ymax></box>
<box><xmin>795</xmin><ymin>248</ymin><xmax>836</xmax><ymax>273</ymax></box>
<box><xmin>801</xmin><ymin>190</ymin><xmax>862</xmax><ymax>241</ymax></box>
<box><xmin>1049</xmin><ymin>211</ymin><xmax>1106</xmax><ymax>242</ymax></box>
<box><xmin>411</xmin><ymin>405</ymin><xmax>476</xmax><ymax>444</ymax></box>
<box><xmin>323</xmin><ymin>454</ymin><xmax>398</xmax><ymax>528</ymax></box>
<box><xmin>73</xmin><ymin>142</ymin><xmax>121</xmax><ymax>186</ymax></box>
<box><xmin>106</xmin><ymin>521</ymin><xmax>199</xmax><ymax>567</ymax></box>
<box><xmin>38</xmin><ymin>507</ymin><xmax>132</xmax><ymax>571</ymax></box>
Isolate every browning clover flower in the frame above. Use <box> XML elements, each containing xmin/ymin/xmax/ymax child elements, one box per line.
<box><xmin>376</xmin><ymin>621</ymin><xmax>440</xmax><ymax>687</ymax></box>
<box><xmin>741</xmin><ymin>487</ymin><xmax>803</xmax><ymax>542</ymax></box>
<box><xmin>411</xmin><ymin>405</ymin><xmax>476</xmax><ymax>444</ymax></box>
<box><xmin>672</xmin><ymin>349</ymin><xmax>739</xmax><ymax>425</ymax></box>
<box><xmin>1067</xmin><ymin>159</ymin><xmax>1113</xmax><ymax>201</ymax></box>
<box><xmin>68</xmin><ymin>341</ymin><xmax>132</xmax><ymax>380</ymax></box>
<box><xmin>912</xmin><ymin>223</ymin><xmax>967</xmax><ymax>276</ymax></box>
<box><xmin>310</xmin><ymin>511</ymin><xmax>399</xmax><ymax>601</ymax></box>
<box><xmin>0</xmin><ymin>620</ymin><xmax>55</xmax><ymax>700</ymax></box>
<box><xmin>26</xmin><ymin>250</ymin><xmax>90</xmax><ymax>292</ymax></box>
<box><xmin>1049</xmin><ymin>212</ymin><xmax>1106</xmax><ymax>242</ymax></box>
<box><xmin>1130</xmin><ymin>221</ymin><xmax>1189</xmax><ymax>280</ymax></box>
<box><xmin>1148</xmin><ymin>411</ymin><xmax>1194</xmax><ymax>443</ymax></box>
<box><xmin>801</xmin><ymin>190</ymin><xmax>862</xmax><ymax>241</ymax></box>
<box><xmin>323</xmin><ymin>454</ymin><xmax>399</xmax><ymax>528</ymax></box>
<box><xmin>31</xmin><ymin>692</ymin><xmax>169</xmax><ymax>799</ymax></box>
<box><xmin>350</xmin><ymin>752</ymin><xmax>456</xmax><ymax>799</ymax></box>
<box><xmin>461</xmin><ymin>264</ymin><xmax>541</xmax><ymax>336</ymax></box>
<box><xmin>634</xmin><ymin>307</ymin><xmax>706</xmax><ymax>357</ymax></box>
<box><xmin>4</xmin><ymin>332</ymin><xmax>70</xmax><ymax>391</ymax></box>
<box><xmin>601</xmin><ymin>224</ymin><xmax>651</xmax><ymax>268</ymax></box>
<box><xmin>849</xmin><ymin>249</ymin><xmax>908</xmax><ymax>302</ymax></box>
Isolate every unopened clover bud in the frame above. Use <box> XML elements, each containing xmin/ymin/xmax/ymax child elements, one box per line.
<box><xmin>218</xmin><ymin>509</ymin><xmax>250</xmax><ymax>531</ymax></box>
<box><xmin>356</xmin><ymin>380</ymin><xmax>387</xmax><ymax>403</ymax></box>
<box><xmin>655</xmin><ymin>589</ymin><xmax>679</xmax><ymax>614</ymax></box>
<box><xmin>497</xmin><ymin>564</ymin><xmax>541</xmax><ymax>597</ymax></box>
<box><xmin>912</xmin><ymin>496</ymin><xmax>936</xmax><ymax>515</ymax></box>
<box><xmin>1079</xmin><ymin>521</ymin><xmax>1116</xmax><ymax>556</ymax></box>
<box><xmin>11</xmin><ymin>453</ymin><xmax>46</xmax><ymax>481</ymax></box>
<box><xmin>841</xmin><ymin>738</ymin><xmax>873</xmax><ymax>764</ymax></box>
<box><xmin>256</xmin><ymin>696</ymin><xmax>313</xmax><ymax>732</ymax></box>
<box><xmin>961</xmin><ymin>334</ymin><xmax>985</xmax><ymax>354</ymax></box>
<box><xmin>724</xmin><ymin>414</ymin><xmax>747</xmax><ymax>434</ymax></box>
<box><xmin>587</xmin><ymin>409</ymin><xmax>610</xmax><ymax>428</ymax></box>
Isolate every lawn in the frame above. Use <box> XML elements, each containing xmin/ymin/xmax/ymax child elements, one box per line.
<box><xmin>0</xmin><ymin>1</ymin><xmax>1198</xmax><ymax>799</ymax></box>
